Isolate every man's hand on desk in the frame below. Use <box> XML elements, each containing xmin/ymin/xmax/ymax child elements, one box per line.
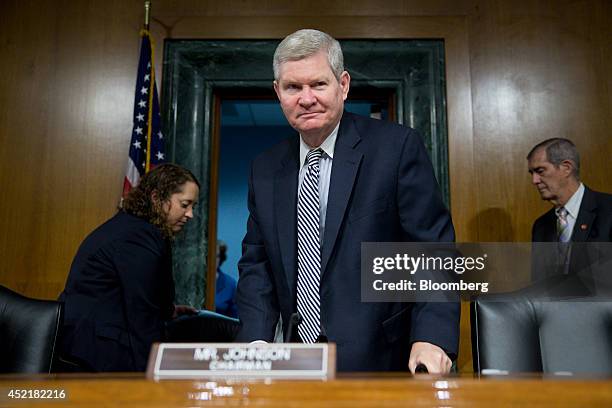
<box><xmin>408</xmin><ymin>342</ymin><xmax>452</xmax><ymax>374</ymax></box>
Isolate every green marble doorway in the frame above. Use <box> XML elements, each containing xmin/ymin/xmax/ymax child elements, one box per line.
<box><xmin>161</xmin><ymin>40</ymin><xmax>449</xmax><ymax>307</ymax></box>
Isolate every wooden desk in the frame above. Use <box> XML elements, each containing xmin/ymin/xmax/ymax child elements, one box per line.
<box><xmin>1</xmin><ymin>373</ymin><xmax>611</xmax><ymax>407</ymax></box>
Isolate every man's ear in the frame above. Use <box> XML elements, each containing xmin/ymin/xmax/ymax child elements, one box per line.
<box><xmin>340</xmin><ymin>70</ymin><xmax>350</xmax><ymax>101</ymax></box>
<box><xmin>273</xmin><ymin>80</ymin><xmax>280</xmax><ymax>100</ymax></box>
<box><xmin>559</xmin><ymin>160</ymin><xmax>574</xmax><ymax>177</ymax></box>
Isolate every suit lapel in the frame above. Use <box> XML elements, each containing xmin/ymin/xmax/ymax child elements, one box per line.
<box><xmin>321</xmin><ymin>114</ymin><xmax>363</xmax><ymax>276</ymax></box>
<box><xmin>274</xmin><ymin>139</ymin><xmax>299</xmax><ymax>297</ymax></box>
<box><xmin>542</xmin><ymin>210</ymin><xmax>558</xmax><ymax>242</ymax></box>
<box><xmin>572</xmin><ymin>187</ymin><xmax>596</xmax><ymax>242</ymax></box>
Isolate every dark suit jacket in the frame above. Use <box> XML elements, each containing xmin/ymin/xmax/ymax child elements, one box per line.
<box><xmin>532</xmin><ymin>186</ymin><xmax>612</xmax><ymax>243</ymax></box>
<box><xmin>59</xmin><ymin>211</ymin><xmax>174</xmax><ymax>372</ymax></box>
<box><xmin>236</xmin><ymin>112</ymin><xmax>460</xmax><ymax>371</ymax></box>
<box><xmin>531</xmin><ymin>187</ymin><xmax>612</xmax><ymax>289</ymax></box>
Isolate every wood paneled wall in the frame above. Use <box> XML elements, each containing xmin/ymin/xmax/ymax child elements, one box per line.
<box><xmin>0</xmin><ymin>1</ymin><xmax>144</xmax><ymax>297</ymax></box>
<box><xmin>1</xmin><ymin>0</ymin><xmax>610</xmax><ymax>372</ymax></box>
<box><xmin>466</xmin><ymin>0</ymin><xmax>612</xmax><ymax>242</ymax></box>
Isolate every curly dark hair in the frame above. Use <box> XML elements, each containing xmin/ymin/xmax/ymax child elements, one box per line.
<box><xmin>122</xmin><ymin>163</ymin><xmax>200</xmax><ymax>239</ymax></box>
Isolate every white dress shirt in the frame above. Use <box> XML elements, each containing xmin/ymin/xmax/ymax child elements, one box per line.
<box><xmin>560</xmin><ymin>182</ymin><xmax>585</xmax><ymax>240</ymax></box>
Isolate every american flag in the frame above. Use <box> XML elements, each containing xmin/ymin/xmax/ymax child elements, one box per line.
<box><xmin>122</xmin><ymin>29</ymin><xmax>165</xmax><ymax>197</ymax></box>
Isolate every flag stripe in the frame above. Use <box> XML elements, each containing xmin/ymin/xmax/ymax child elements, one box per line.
<box><xmin>123</xmin><ymin>29</ymin><xmax>165</xmax><ymax>198</ymax></box>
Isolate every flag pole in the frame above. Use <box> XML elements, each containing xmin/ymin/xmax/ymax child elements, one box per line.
<box><xmin>144</xmin><ymin>1</ymin><xmax>151</xmax><ymax>30</ymax></box>
<box><xmin>143</xmin><ymin>1</ymin><xmax>154</xmax><ymax>174</ymax></box>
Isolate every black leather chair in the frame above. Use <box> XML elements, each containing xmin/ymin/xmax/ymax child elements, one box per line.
<box><xmin>471</xmin><ymin>292</ymin><xmax>612</xmax><ymax>374</ymax></box>
<box><xmin>166</xmin><ymin>310</ymin><xmax>240</xmax><ymax>343</ymax></box>
<box><xmin>0</xmin><ymin>285</ymin><xmax>63</xmax><ymax>373</ymax></box>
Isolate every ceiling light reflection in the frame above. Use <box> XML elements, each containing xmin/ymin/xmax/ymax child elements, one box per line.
<box><xmin>434</xmin><ymin>380</ymin><xmax>459</xmax><ymax>389</ymax></box>
<box><xmin>187</xmin><ymin>391</ymin><xmax>211</xmax><ymax>400</ymax></box>
<box><xmin>436</xmin><ymin>390</ymin><xmax>451</xmax><ymax>400</ymax></box>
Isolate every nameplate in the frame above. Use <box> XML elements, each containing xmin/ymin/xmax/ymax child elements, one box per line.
<box><xmin>146</xmin><ymin>343</ymin><xmax>336</xmax><ymax>379</ymax></box>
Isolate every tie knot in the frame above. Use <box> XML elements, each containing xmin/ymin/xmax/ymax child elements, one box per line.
<box><xmin>306</xmin><ymin>148</ymin><xmax>323</xmax><ymax>168</ymax></box>
<box><xmin>556</xmin><ymin>207</ymin><xmax>568</xmax><ymax>221</ymax></box>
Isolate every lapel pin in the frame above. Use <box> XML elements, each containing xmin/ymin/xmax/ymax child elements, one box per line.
<box><xmin>580</xmin><ymin>224</ymin><xmax>588</xmax><ymax>230</ymax></box>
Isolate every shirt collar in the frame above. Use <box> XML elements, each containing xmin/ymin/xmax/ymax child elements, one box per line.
<box><xmin>299</xmin><ymin>122</ymin><xmax>339</xmax><ymax>166</ymax></box>
<box><xmin>562</xmin><ymin>183</ymin><xmax>585</xmax><ymax>219</ymax></box>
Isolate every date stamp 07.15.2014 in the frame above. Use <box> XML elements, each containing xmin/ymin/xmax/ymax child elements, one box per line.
<box><xmin>1</xmin><ymin>388</ymin><xmax>68</xmax><ymax>402</ymax></box>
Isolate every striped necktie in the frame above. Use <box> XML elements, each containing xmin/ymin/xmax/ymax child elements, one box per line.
<box><xmin>297</xmin><ymin>148</ymin><xmax>323</xmax><ymax>343</ymax></box>
<box><xmin>556</xmin><ymin>207</ymin><xmax>571</xmax><ymax>243</ymax></box>
<box><xmin>555</xmin><ymin>206</ymin><xmax>572</xmax><ymax>274</ymax></box>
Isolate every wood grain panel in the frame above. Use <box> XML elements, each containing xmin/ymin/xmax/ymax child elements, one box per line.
<box><xmin>0</xmin><ymin>0</ymin><xmax>143</xmax><ymax>298</ymax></box>
<box><xmin>467</xmin><ymin>0</ymin><xmax>612</xmax><ymax>242</ymax></box>
<box><xmin>153</xmin><ymin>0</ymin><xmax>472</xmax><ymax>17</ymax></box>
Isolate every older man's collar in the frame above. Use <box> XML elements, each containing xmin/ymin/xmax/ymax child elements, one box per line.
<box><xmin>299</xmin><ymin>122</ymin><xmax>339</xmax><ymax>165</ymax></box>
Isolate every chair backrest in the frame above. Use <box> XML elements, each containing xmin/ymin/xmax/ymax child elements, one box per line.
<box><xmin>166</xmin><ymin>310</ymin><xmax>240</xmax><ymax>343</ymax></box>
<box><xmin>472</xmin><ymin>294</ymin><xmax>612</xmax><ymax>374</ymax></box>
<box><xmin>0</xmin><ymin>285</ymin><xmax>63</xmax><ymax>373</ymax></box>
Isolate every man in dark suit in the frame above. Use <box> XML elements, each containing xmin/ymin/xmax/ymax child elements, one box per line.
<box><xmin>236</xmin><ymin>29</ymin><xmax>459</xmax><ymax>373</ymax></box>
<box><xmin>528</xmin><ymin>138</ymin><xmax>612</xmax><ymax>287</ymax></box>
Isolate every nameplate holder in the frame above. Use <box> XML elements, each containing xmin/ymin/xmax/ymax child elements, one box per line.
<box><xmin>146</xmin><ymin>343</ymin><xmax>336</xmax><ymax>379</ymax></box>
